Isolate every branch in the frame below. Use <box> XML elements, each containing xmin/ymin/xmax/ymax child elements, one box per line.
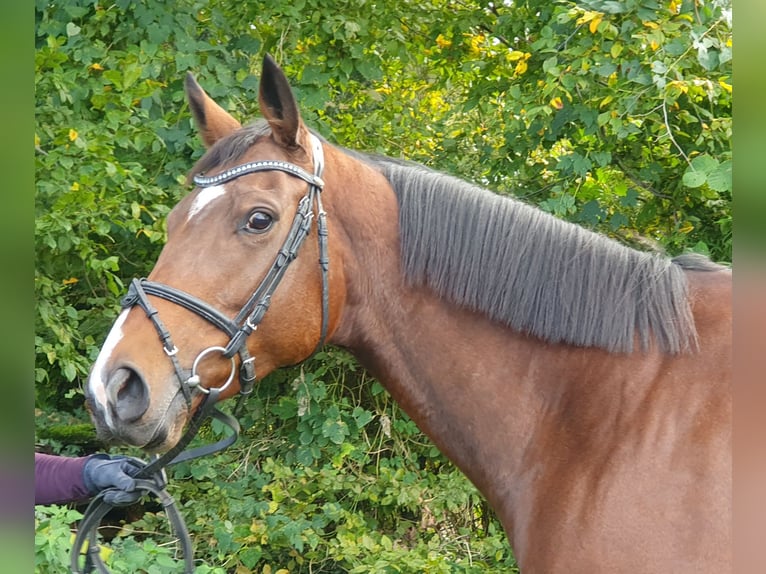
<box><xmin>477</xmin><ymin>23</ymin><xmax>513</xmax><ymax>48</ymax></box>
<box><xmin>453</xmin><ymin>0</ymin><xmax>513</xmax><ymax>48</ymax></box>
<box><xmin>661</xmin><ymin>99</ymin><xmax>691</xmax><ymax>166</ymax></box>
<box><xmin>614</xmin><ymin>156</ymin><xmax>672</xmax><ymax>199</ymax></box>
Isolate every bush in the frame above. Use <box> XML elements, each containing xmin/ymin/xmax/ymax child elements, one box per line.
<box><xmin>36</xmin><ymin>351</ymin><xmax>518</xmax><ymax>573</ymax></box>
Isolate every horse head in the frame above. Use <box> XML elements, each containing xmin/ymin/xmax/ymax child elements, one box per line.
<box><xmin>86</xmin><ymin>55</ymin><xmax>344</xmax><ymax>451</ymax></box>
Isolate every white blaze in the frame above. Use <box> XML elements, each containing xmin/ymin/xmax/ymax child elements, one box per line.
<box><xmin>187</xmin><ymin>184</ymin><xmax>227</xmax><ymax>221</ymax></box>
<box><xmin>89</xmin><ymin>309</ymin><xmax>130</xmax><ymax>429</ymax></box>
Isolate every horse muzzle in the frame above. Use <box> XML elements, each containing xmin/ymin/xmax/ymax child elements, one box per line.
<box><xmin>86</xmin><ymin>365</ymin><xmax>191</xmax><ymax>452</ymax></box>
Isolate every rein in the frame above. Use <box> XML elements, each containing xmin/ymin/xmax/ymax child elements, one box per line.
<box><xmin>72</xmin><ymin>134</ymin><xmax>328</xmax><ymax>573</ymax></box>
<box><xmin>71</xmin><ymin>389</ymin><xmax>239</xmax><ymax>574</ymax></box>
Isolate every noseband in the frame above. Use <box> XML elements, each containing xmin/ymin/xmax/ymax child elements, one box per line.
<box><xmin>121</xmin><ymin>133</ymin><xmax>329</xmax><ymax>405</ymax></box>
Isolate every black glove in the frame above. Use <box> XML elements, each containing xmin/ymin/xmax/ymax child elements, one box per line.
<box><xmin>82</xmin><ymin>454</ymin><xmax>144</xmax><ymax>505</ymax></box>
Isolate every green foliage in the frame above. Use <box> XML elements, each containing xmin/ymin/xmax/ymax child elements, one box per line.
<box><xmin>35</xmin><ymin>0</ymin><xmax>730</xmax><ymax>571</ymax></box>
<box><xmin>35</xmin><ymin>504</ymin><xmax>226</xmax><ymax>574</ymax></box>
<box><xmin>35</xmin><ymin>352</ymin><xmax>517</xmax><ymax>572</ymax></box>
<box><xmin>35</xmin><ymin>505</ymin><xmax>84</xmax><ymax>572</ymax></box>
<box><xmin>35</xmin><ymin>407</ymin><xmax>100</xmax><ymax>455</ymax></box>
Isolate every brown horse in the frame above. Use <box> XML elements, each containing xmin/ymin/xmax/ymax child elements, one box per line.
<box><xmin>85</xmin><ymin>55</ymin><xmax>731</xmax><ymax>572</ymax></box>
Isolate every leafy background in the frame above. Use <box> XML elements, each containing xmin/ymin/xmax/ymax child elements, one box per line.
<box><xmin>35</xmin><ymin>0</ymin><xmax>731</xmax><ymax>571</ymax></box>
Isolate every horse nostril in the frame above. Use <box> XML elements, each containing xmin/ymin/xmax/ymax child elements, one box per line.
<box><xmin>106</xmin><ymin>367</ymin><xmax>150</xmax><ymax>423</ymax></box>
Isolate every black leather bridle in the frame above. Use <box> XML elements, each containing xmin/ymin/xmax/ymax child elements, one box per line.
<box><xmin>123</xmin><ymin>132</ymin><xmax>329</xmax><ymax>407</ymax></box>
<box><xmin>72</xmin><ymin>133</ymin><xmax>329</xmax><ymax>574</ymax></box>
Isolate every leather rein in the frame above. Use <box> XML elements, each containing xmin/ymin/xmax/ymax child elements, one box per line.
<box><xmin>72</xmin><ymin>134</ymin><xmax>329</xmax><ymax>573</ymax></box>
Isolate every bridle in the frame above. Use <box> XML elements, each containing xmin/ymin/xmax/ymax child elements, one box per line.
<box><xmin>122</xmin><ymin>132</ymin><xmax>329</xmax><ymax>407</ymax></box>
<box><xmin>72</xmin><ymin>133</ymin><xmax>329</xmax><ymax>573</ymax></box>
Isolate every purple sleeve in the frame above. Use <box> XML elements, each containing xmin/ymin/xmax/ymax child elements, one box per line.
<box><xmin>34</xmin><ymin>452</ymin><xmax>94</xmax><ymax>505</ymax></box>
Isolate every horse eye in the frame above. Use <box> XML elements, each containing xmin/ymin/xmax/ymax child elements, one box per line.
<box><xmin>245</xmin><ymin>210</ymin><xmax>273</xmax><ymax>232</ymax></box>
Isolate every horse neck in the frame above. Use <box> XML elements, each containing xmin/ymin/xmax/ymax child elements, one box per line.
<box><xmin>322</xmin><ymin>154</ymin><xmax>731</xmax><ymax>566</ymax></box>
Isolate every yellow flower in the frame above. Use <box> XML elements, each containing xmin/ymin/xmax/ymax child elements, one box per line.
<box><xmin>467</xmin><ymin>33</ymin><xmax>486</xmax><ymax>56</ymax></box>
<box><xmin>667</xmin><ymin>80</ymin><xmax>689</xmax><ymax>94</ymax></box>
<box><xmin>435</xmin><ymin>34</ymin><xmax>452</xmax><ymax>49</ymax></box>
<box><xmin>68</xmin><ymin>129</ymin><xmax>78</xmax><ymax>141</ymax></box>
<box><xmin>718</xmin><ymin>79</ymin><xmax>732</xmax><ymax>93</ymax></box>
<box><xmin>550</xmin><ymin>97</ymin><xmax>564</xmax><ymax>110</ymax></box>
<box><xmin>513</xmin><ymin>52</ymin><xmax>531</xmax><ymax>76</ymax></box>
<box><xmin>589</xmin><ymin>15</ymin><xmax>603</xmax><ymax>34</ymax></box>
<box><xmin>576</xmin><ymin>10</ymin><xmax>600</xmax><ymax>26</ymax></box>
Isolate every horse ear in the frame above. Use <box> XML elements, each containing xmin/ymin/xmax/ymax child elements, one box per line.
<box><xmin>258</xmin><ymin>53</ymin><xmax>304</xmax><ymax>148</ymax></box>
<box><xmin>184</xmin><ymin>73</ymin><xmax>242</xmax><ymax>148</ymax></box>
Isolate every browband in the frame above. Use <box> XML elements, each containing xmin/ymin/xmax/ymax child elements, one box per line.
<box><xmin>193</xmin><ymin>158</ymin><xmax>324</xmax><ymax>189</ymax></box>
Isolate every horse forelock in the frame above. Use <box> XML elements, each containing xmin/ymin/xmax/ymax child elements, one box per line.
<box><xmin>361</xmin><ymin>157</ymin><xmax>715</xmax><ymax>355</ymax></box>
<box><xmin>187</xmin><ymin>121</ymin><xmax>272</xmax><ymax>184</ymax></box>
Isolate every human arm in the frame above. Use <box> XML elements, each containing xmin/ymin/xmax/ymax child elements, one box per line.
<box><xmin>34</xmin><ymin>452</ymin><xmax>142</xmax><ymax>505</ymax></box>
<box><xmin>34</xmin><ymin>452</ymin><xmax>91</xmax><ymax>505</ymax></box>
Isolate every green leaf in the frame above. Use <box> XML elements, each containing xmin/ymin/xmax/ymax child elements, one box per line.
<box><xmin>578</xmin><ymin>200</ymin><xmax>604</xmax><ymax>225</ymax></box>
<box><xmin>295</xmin><ymin>445</ymin><xmax>316</xmax><ymax>466</ymax></box>
<box><xmin>682</xmin><ymin>170</ymin><xmax>707</xmax><ymax>188</ymax></box>
<box><xmin>608</xmin><ymin>213</ymin><xmax>627</xmax><ymax>231</ymax></box>
<box><xmin>321</xmin><ymin>418</ymin><xmax>349</xmax><ymax>445</ymax></box>
<box><xmin>697</xmin><ymin>46</ymin><xmax>720</xmax><ymax>71</ymax></box>
<box><xmin>154</xmin><ymin>554</ymin><xmax>178</xmax><ymax>568</ymax></box>
<box><xmin>122</xmin><ymin>64</ymin><xmax>142</xmax><ymax>90</ymax></box>
<box><xmin>352</xmin><ymin>407</ymin><xmax>374</xmax><ymax>429</ymax></box>
<box><xmin>542</xmin><ymin>56</ymin><xmax>559</xmax><ymax>76</ymax></box>
<box><xmin>62</xmin><ymin>362</ymin><xmax>77</xmax><ymax>381</ymax></box>
<box><xmin>239</xmin><ymin>547</ymin><xmax>262</xmax><ymax>568</ymax></box>
<box><xmin>299</xmin><ymin>428</ymin><xmax>314</xmax><ymax>445</ymax></box>
<box><xmin>579</xmin><ymin>0</ymin><xmax>628</xmax><ymax>14</ymax></box>
<box><xmin>619</xmin><ymin>188</ymin><xmax>639</xmax><ymax>208</ymax></box>
<box><xmin>690</xmin><ymin>154</ymin><xmax>719</xmax><ymax>175</ymax></box>
<box><xmin>706</xmin><ymin>159</ymin><xmax>732</xmax><ymax>192</ymax></box>
<box><xmin>690</xmin><ymin>241</ymin><xmax>711</xmax><ymax>257</ymax></box>
<box><xmin>356</xmin><ymin>59</ymin><xmax>382</xmax><ymax>81</ymax></box>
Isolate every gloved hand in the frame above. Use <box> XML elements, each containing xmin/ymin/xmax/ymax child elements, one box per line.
<box><xmin>82</xmin><ymin>454</ymin><xmax>144</xmax><ymax>505</ymax></box>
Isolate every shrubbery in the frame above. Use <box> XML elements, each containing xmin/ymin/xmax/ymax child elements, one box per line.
<box><xmin>36</xmin><ymin>351</ymin><xmax>518</xmax><ymax>572</ymax></box>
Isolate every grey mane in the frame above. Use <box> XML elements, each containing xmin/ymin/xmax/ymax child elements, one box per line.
<box><xmin>369</xmin><ymin>158</ymin><xmax>723</xmax><ymax>354</ymax></box>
